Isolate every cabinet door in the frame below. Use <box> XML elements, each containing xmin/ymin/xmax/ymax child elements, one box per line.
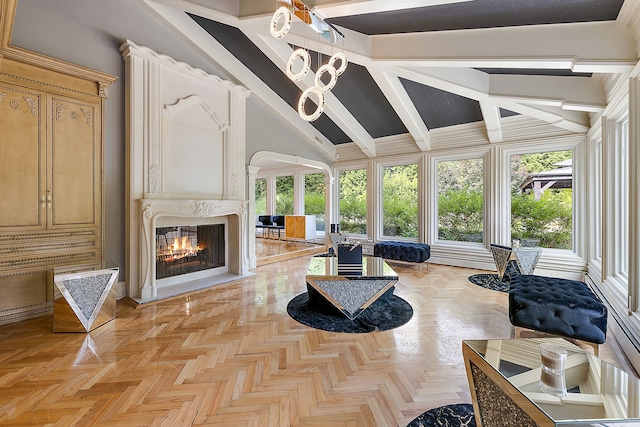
<box><xmin>48</xmin><ymin>95</ymin><xmax>101</xmax><ymax>228</ymax></box>
<box><xmin>0</xmin><ymin>84</ymin><xmax>46</xmax><ymax>229</ymax></box>
<box><xmin>294</xmin><ymin>216</ymin><xmax>306</xmax><ymax>239</ymax></box>
<box><xmin>285</xmin><ymin>216</ymin><xmax>296</xmax><ymax>238</ymax></box>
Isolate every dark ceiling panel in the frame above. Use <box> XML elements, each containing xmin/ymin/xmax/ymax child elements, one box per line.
<box><xmin>400</xmin><ymin>78</ymin><xmax>483</xmax><ymax>129</ymax></box>
<box><xmin>326</xmin><ymin>57</ymin><xmax>408</xmax><ymax>139</ymax></box>
<box><xmin>189</xmin><ymin>14</ymin><xmax>351</xmax><ymax>145</ymax></box>
<box><xmin>500</xmin><ymin>108</ymin><xmax>519</xmax><ymax>118</ymax></box>
<box><xmin>327</xmin><ymin>0</ymin><xmax>624</xmax><ymax>35</ymax></box>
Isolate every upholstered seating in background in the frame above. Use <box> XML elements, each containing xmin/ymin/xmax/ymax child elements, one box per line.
<box><xmin>374</xmin><ymin>241</ymin><xmax>430</xmax><ymax>266</ymax></box>
<box><xmin>256</xmin><ymin>215</ymin><xmax>285</xmax><ymax>238</ymax></box>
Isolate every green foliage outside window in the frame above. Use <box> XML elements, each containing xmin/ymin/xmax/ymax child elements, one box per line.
<box><xmin>382</xmin><ymin>164</ymin><xmax>418</xmax><ymax>238</ymax></box>
<box><xmin>305</xmin><ymin>173</ymin><xmax>326</xmax><ymax>231</ymax></box>
<box><xmin>511</xmin><ymin>189</ymin><xmax>572</xmax><ymax>249</ymax></box>
<box><xmin>339</xmin><ymin>168</ymin><xmax>367</xmax><ymax>234</ymax></box>
<box><xmin>438</xmin><ymin>159</ymin><xmax>484</xmax><ymax>242</ymax></box>
<box><xmin>255</xmin><ymin>178</ymin><xmax>266</xmax><ymax>215</ymax></box>
<box><xmin>331</xmin><ymin>150</ymin><xmax>572</xmax><ymax>248</ymax></box>
<box><xmin>276</xmin><ymin>175</ymin><xmax>294</xmax><ymax>215</ymax></box>
<box><xmin>511</xmin><ymin>151</ymin><xmax>573</xmax><ymax>249</ymax></box>
<box><xmin>438</xmin><ymin>189</ymin><xmax>484</xmax><ymax>242</ymax></box>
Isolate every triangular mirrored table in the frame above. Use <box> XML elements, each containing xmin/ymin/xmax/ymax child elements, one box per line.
<box><xmin>463</xmin><ymin>338</ymin><xmax>640</xmax><ymax>426</ymax></box>
<box><xmin>305</xmin><ymin>256</ymin><xmax>398</xmax><ymax>320</ymax></box>
<box><xmin>53</xmin><ymin>264</ymin><xmax>119</xmax><ymax>332</ymax></box>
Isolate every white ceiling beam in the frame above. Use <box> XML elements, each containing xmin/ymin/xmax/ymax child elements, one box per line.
<box><xmin>367</xmin><ymin>67</ymin><xmax>431</xmax><ymax>151</ymax></box>
<box><xmin>140</xmin><ymin>0</ymin><xmax>338</xmax><ymax>159</ymax></box>
<box><xmin>313</xmin><ymin>0</ymin><xmax>475</xmax><ymax>18</ymax></box>
<box><xmin>396</xmin><ymin>67</ymin><xmax>590</xmax><ymax>133</ymax></box>
<box><xmin>221</xmin><ymin>0</ymin><xmax>476</xmax><ymax>20</ymax></box>
<box><xmin>479</xmin><ymin>102</ymin><xmax>503</xmax><ymax>143</ymax></box>
<box><xmin>489</xmin><ymin>75</ymin><xmax>606</xmax><ymax>113</ymax></box>
<box><xmin>248</xmin><ymin>32</ymin><xmax>377</xmax><ymax>157</ymax></box>
<box><xmin>370</xmin><ymin>21</ymin><xmax>637</xmax><ymax>74</ymax></box>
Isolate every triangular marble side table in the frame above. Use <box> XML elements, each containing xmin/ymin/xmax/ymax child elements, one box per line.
<box><xmin>53</xmin><ymin>266</ymin><xmax>119</xmax><ymax>332</ymax></box>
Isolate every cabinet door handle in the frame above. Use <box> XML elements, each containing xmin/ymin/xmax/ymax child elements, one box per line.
<box><xmin>41</xmin><ymin>195</ymin><xmax>46</xmax><ymax>208</ymax></box>
<box><xmin>47</xmin><ymin>191</ymin><xmax>52</xmax><ymax>207</ymax></box>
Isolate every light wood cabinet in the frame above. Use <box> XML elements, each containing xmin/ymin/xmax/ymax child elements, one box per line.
<box><xmin>285</xmin><ymin>215</ymin><xmax>317</xmax><ymax>242</ymax></box>
<box><xmin>0</xmin><ymin>28</ymin><xmax>115</xmax><ymax>324</ymax></box>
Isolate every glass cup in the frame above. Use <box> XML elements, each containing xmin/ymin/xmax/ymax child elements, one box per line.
<box><xmin>539</xmin><ymin>342</ymin><xmax>568</xmax><ymax>398</ymax></box>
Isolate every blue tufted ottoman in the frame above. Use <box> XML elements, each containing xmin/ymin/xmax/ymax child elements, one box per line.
<box><xmin>374</xmin><ymin>241</ymin><xmax>430</xmax><ymax>268</ymax></box>
<box><xmin>509</xmin><ymin>274</ymin><xmax>607</xmax><ymax>354</ymax></box>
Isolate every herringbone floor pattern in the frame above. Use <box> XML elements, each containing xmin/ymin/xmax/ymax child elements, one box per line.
<box><xmin>0</xmin><ymin>255</ymin><xmax>633</xmax><ymax>426</ymax></box>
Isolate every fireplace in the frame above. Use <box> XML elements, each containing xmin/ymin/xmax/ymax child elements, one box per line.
<box><xmin>131</xmin><ymin>199</ymin><xmax>247</xmax><ymax>300</ymax></box>
<box><xmin>156</xmin><ymin>224</ymin><xmax>225</xmax><ymax>281</ymax></box>
<box><xmin>122</xmin><ymin>41</ymin><xmax>250</xmax><ymax>301</ymax></box>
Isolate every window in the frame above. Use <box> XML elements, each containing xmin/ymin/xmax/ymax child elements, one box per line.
<box><xmin>437</xmin><ymin>158</ymin><xmax>484</xmax><ymax>243</ymax></box>
<box><xmin>510</xmin><ymin>150</ymin><xmax>573</xmax><ymax>249</ymax></box>
<box><xmin>339</xmin><ymin>168</ymin><xmax>367</xmax><ymax>235</ymax></box>
<box><xmin>382</xmin><ymin>164</ymin><xmax>418</xmax><ymax>238</ymax></box>
<box><xmin>305</xmin><ymin>173</ymin><xmax>326</xmax><ymax>232</ymax></box>
<box><xmin>276</xmin><ymin>175</ymin><xmax>294</xmax><ymax>215</ymax></box>
<box><xmin>255</xmin><ymin>178</ymin><xmax>266</xmax><ymax>215</ymax></box>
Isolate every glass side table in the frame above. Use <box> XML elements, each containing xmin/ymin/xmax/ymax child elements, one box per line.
<box><xmin>463</xmin><ymin>338</ymin><xmax>640</xmax><ymax>426</ymax></box>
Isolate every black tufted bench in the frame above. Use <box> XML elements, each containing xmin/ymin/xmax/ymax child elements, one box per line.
<box><xmin>509</xmin><ymin>274</ymin><xmax>607</xmax><ymax>354</ymax></box>
<box><xmin>374</xmin><ymin>241</ymin><xmax>430</xmax><ymax>268</ymax></box>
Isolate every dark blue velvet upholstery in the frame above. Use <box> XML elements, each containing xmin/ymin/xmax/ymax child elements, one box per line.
<box><xmin>257</xmin><ymin>215</ymin><xmax>273</xmax><ymax>226</ymax></box>
<box><xmin>374</xmin><ymin>241</ymin><xmax>430</xmax><ymax>263</ymax></box>
<box><xmin>509</xmin><ymin>274</ymin><xmax>607</xmax><ymax>344</ymax></box>
<box><xmin>256</xmin><ymin>215</ymin><xmax>285</xmax><ymax>237</ymax></box>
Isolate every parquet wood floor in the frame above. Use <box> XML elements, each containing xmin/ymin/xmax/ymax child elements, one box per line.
<box><xmin>0</xmin><ymin>255</ymin><xmax>634</xmax><ymax>426</ymax></box>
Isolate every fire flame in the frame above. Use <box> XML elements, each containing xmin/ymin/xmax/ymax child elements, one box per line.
<box><xmin>158</xmin><ymin>236</ymin><xmax>200</xmax><ymax>261</ymax></box>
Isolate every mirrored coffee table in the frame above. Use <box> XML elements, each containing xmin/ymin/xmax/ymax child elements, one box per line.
<box><xmin>305</xmin><ymin>256</ymin><xmax>398</xmax><ymax>320</ymax></box>
<box><xmin>463</xmin><ymin>338</ymin><xmax>640</xmax><ymax>426</ymax></box>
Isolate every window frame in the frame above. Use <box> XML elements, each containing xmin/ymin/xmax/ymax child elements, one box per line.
<box><xmin>508</xmin><ymin>149</ymin><xmax>574</xmax><ymax>251</ymax></box>
<box><xmin>427</xmin><ymin>148</ymin><xmax>489</xmax><ymax>248</ymax></box>
<box><xmin>497</xmin><ymin>138</ymin><xmax>582</xmax><ymax>256</ymax></box>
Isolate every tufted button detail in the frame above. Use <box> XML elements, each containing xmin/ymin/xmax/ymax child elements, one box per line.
<box><xmin>508</xmin><ymin>274</ymin><xmax>607</xmax><ymax>344</ymax></box>
<box><xmin>374</xmin><ymin>241</ymin><xmax>430</xmax><ymax>263</ymax></box>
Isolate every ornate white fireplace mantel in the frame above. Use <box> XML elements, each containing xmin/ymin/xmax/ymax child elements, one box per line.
<box><xmin>121</xmin><ymin>40</ymin><xmax>251</xmax><ymax>300</ymax></box>
<box><xmin>138</xmin><ymin>198</ymin><xmax>246</xmax><ymax>299</ymax></box>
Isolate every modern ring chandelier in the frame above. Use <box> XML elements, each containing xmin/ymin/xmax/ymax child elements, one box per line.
<box><xmin>270</xmin><ymin>0</ymin><xmax>347</xmax><ymax>122</ymax></box>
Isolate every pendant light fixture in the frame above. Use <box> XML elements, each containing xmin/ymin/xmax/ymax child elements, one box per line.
<box><xmin>270</xmin><ymin>0</ymin><xmax>347</xmax><ymax>122</ymax></box>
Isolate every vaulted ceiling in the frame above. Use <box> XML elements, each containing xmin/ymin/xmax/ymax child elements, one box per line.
<box><xmin>142</xmin><ymin>0</ymin><xmax>634</xmax><ymax>159</ymax></box>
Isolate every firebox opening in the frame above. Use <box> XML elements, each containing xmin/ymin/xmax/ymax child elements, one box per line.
<box><xmin>156</xmin><ymin>224</ymin><xmax>225</xmax><ymax>280</ymax></box>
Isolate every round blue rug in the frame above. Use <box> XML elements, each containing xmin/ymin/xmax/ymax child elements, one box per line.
<box><xmin>407</xmin><ymin>403</ymin><xmax>476</xmax><ymax>427</ymax></box>
<box><xmin>287</xmin><ymin>292</ymin><xmax>413</xmax><ymax>333</ymax></box>
<box><xmin>468</xmin><ymin>273</ymin><xmax>510</xmax><ymax>293</ymax></box>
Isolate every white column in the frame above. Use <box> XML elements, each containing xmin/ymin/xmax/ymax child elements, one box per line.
<box><xmin>266</xmin><ymin>175</ymin><xmax>276</xmax><ymax>215</ymax></box>
<box><xmin>368</xmin><ymin>159</ymin><xmax>379</xmax><ymax>241</ymax></box>
<box><xmin>247</xmin><ymin>165</ymin><xmax>260</xmax><ymax>269</ymax></box>
<box><xmin>628</xmin><ymin>76</ymin><xmax>640</xmax><ymax>312</ymax></box>
<box><xmin>421</xmin><ymin>154</ymin><xmax>431</xmax><ymax>244</ymax></box>
<box><xmin>487</xmin><ymin>146</ymin><xmax>511</xmax><ymax>246</ymax></box>
<box><xmin>294</xmin><ymin>170</ymin><xmax>305</xmax><ymax>215</ymax></box>
<box><xmin>601</xmin><ymin>116</ymin><xmax>617</xmax><ymax>281</ymax></box>
<box><xmin>324</xmin><ymin>174</ymin><xmax>334</xmax><ymax>232</ymax></box>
